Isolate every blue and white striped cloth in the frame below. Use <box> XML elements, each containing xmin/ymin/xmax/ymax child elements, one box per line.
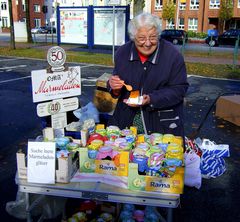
<box><xmin>200</xmin><ymin>141</ymin><xmax>230</xmax><ymax>179</ymax></box>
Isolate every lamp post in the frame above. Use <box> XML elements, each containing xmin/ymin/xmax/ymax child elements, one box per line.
<box><xmin>175</xmin><ymin>0</ymin><xmax>180</xmax><ymax>29</ymax></box>
<box><xmin>0</xmin><ymin>7</ymin><xmax>2</xmax><ymax>33</ymax></box>
<box><xmin>108</xmin><ymin>0</ymin><xmax>121</xmax><ymax>64</ymax></box>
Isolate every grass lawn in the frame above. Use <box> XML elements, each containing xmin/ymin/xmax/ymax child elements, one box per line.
<box><xmin>0</xmin><ymin>45</ymin><xmax>239</xmax><ymax>80</ymax></box>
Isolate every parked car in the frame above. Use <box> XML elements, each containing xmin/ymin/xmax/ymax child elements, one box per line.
<box><xmin>31</xmin><ymin>27</ymin><xmax>48</xmax><ymax>34</ymax></box>
<box><xmin>160</xmin><ymin>29</ymin><xmax>188</xmax><ymax>45</ymax></box>
<box><xmin>31</xmin><ymin>26</ymin><xmax>56</xmax><ymax>34</ymax></box>
<box><xmin>205</xmin><ymin>29</ymin><xmax>240</xmax><ymax>47</ymax></box>
<box><xmin>43</xmin><ymin>26</ymin><xmax>56</xmax><ymax>34</ymax></box>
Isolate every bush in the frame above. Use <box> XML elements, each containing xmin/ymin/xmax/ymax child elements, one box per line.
<box><xmin>197</xmin><ymin>32</ymin><xmax>208</xmax><ymax>38</ymax></box>
<box><xmin>187</xmin><ymin>31</ymin><xmax>208</xmax><ymax>39</ymax></box>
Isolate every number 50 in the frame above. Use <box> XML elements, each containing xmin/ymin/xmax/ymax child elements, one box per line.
<box><xmin>51</xmin><ymin>50</ymin><xmax>63</xmax><ymax>62</ymax></box>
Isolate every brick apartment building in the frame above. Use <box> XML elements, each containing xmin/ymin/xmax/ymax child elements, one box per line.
<box><xmin>151</xmin><ymin>0</ymin><xmax>240</xmax><ymax>33</ymax></box>
<box><xmin>1</xmin><ymin>0</ymin><xmax>240</xmax><ymax>34</ymax></box>
<box><xmin>0</xmin><ymin>0</ymin><xmax>45</xmax><ymax>31</ymax></box>
<box><xmin>12</xmin><ymin>0</ymin><xmax>45</xmax><ymax>28</ymax></box>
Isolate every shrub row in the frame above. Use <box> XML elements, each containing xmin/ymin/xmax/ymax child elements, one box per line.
<box><xmin>187</xmin><ymin>31</ymin><xmax>208</xmax><ymax>39</ymax></box>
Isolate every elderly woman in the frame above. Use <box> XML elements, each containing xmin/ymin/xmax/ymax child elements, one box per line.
<box><xmin>107</xmin><ymin>12</ymin><xmax>189</xmax><ymax>137</ymax></box>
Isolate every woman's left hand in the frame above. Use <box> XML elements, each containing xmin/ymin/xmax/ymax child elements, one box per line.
<box><xmin>123</xmin><ymin>94</ymin><xmax>150</xmax><ymax>107</ymax></box>
<box><xmin>142</xmin><ymin>94</ymin><xmax>150</xmax><ymax>105</ymax></box>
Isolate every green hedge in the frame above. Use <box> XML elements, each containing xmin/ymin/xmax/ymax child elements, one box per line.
<box><xmin>187</xmin><ymin>31</ymin><xmax>208</xmax><ymax>39</ymax></box>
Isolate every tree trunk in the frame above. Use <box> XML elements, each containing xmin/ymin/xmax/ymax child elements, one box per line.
<box><xmin>25</xmin><ymin>0</ymin><xmax>33</xmax><ymax>43</ymax></box>
<box><xmin>223</xmin><ymin>20</ymin><xmax>226</xmax><ymax>32</ymax></box>
<box><xmin>133</xmin><ymin>0</ymin><xmax>144</xmax><ymax>17</ymax></box>
<box><xmin>8</xmin><ymin>0</ymin><xmax>15</xmax><ymax>49</ymax></box>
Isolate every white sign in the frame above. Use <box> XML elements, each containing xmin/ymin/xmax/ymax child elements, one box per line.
<box><xmin>51</xmin><ymin>112</ymin><xmax>67</xmax><ymax>129</ymax></box>
<box><xmin>31</xmin><ymin>66</ymin><xmax>81</xmax><ymax>103</ymax></box>
<box><xmin>27</xmin><ymin>141</ymin><xmax>56</xmax><ymax>184</ymax></box>
<box><xmin>108</xmin><ymin>0</ymin><xmax>121</xmax><ymax>5</ymax></box>
<box><xmin>37</xmin><ymin>97</ymin><xmax>79</xmax><ymax>117</ymax></box>
<box><xmin>14</xmin><ymin>22</ymin><xmax>27</xmax><ymax>42</ymax></box>
<box><xmin>60</xmin><ymin>8</ymin><xmax>88</xmax><ymax>44</ymax></box>
<box><xmin>94</xmin><ymin>8</ymin><xmax>125</xmax><ymax>46</ymax></box>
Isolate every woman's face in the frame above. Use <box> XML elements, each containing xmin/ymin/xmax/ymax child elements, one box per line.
<box><xmin>134</xmin><ymin>26</ymin><xmax>159</xmax><ymax>56</ymax></box>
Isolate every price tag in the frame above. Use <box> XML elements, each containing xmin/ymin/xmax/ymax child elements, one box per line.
<box><xmin>37</xmin><ymin>97</ymin><xmax>79</xmax><ymax>117</ymax></box>
<box><xmin>47</xmin><ymin>46</ymin><xmax>66</xmax><ymax>70</ymax></box>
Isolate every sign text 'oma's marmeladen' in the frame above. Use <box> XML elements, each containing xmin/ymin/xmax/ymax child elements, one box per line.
<box><xmin>31</xmin><ymin>66</ymin><xmax>81</xmax><ymax>103</ymax></box>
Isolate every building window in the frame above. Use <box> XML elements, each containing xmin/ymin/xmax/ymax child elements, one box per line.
<box><xmin>160</xmin><ymin>18</ymin><xmax>163</xmax><ymax>29</ymax></box>
<box><xmin>22</xmin><ymin>4</ymin><xmax>25</xmax><ymax>11</ymax></box>
<box><xmin>2</xmin><ymin>17</ymin><xmax>8</xmax><ymax>27</ymax></box>
<box><xmin>1</xmin><ymin>2</ymin><xmax>7</xmax><ymax>10</ymax></box>
<box><xmin>238</xmin><ymin>0</ymin><xmax>240</xmax><ymax>8</ymax></box>
<box><xmin>34</xmin><ymin>4</ymin><xmax>40</xmax><ymax>12</ymax></box>
<box><xmin>188</xmin><ymin>18</ymin><xmax>198</xmax><ymax>31</ymax></box>
<box><xmin>209</xmin><ymin>0</ymin><xmax>220</xmax><ymax>9</ymax></box>
<box><xmin>155</xmin><ymin>0</ymin><xmax>163</xmax><ymax>10</ymax></box>
<box><xmin>167</xmin><ymin>20</ymin><xmax>175</xmax><ymax>29</ymax></box>
<box><xmin>34</xmin><ymin>18</ymin><xmax>41</xmax><ymax>27</ymax></box>
<box><xmin>179</xmin><ymin>1</ymin><xmax>186</xmax><ymax>10</ymax></box>
<box><xmin>190</xmin><ymin>0</ymin><xmax>199</xmax><ymax>10</ymax></box>
<box><xmin>179</xmin><ymin>18</ymin><xmax>184</xmax><ymax>30</ymax></box>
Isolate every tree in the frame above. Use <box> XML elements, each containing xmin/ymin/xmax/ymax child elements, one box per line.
<box><xmin>25</xmin><ymin>0</ymin><xmax>33</xmax><ymax>43</ymax></box>
<box><xmin>133</xmin><ymin>0</ymin><xmax>145</xmax><ymax>16</ymax></box>
<box><xmin>128</xmin><ymin>0</ymin><xmax>145</xmax><ymax>16</ymax></box>
<box><xmin>219</xmin><ymin>0</ymin><xmax>233</xmax><ymax>32</ymax></box>
<box><xmin>8</xmin><ymin>0</ymin><xmax>15</xmax><ymax>49</ymax></box>
<box><xmin>162</xmin><ymin>0</ymin><xmax>176</xmax><ymax>27</ymax></box>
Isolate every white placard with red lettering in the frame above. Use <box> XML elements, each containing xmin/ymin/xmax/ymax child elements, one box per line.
<box><xmin>31</xmin><ymin>66</ymin><xmax>81</xmax><ymax>103</ymax></box>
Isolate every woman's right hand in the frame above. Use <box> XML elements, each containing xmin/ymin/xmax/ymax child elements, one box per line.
<box><xmin>109</xmin><ymin>75</ymin><xmax>124</xmax><ymax>90</ymax></box>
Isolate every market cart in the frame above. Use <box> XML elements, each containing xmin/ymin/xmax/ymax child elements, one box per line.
<box><xmin>16</xmin><ymin>47</ymin><xmax>181</xmax><ymax>222</ymax></box>
<box><xmin>17</xmin><ymin>178</ymin><xmax>180</xmax><ymax>222</ymax></box>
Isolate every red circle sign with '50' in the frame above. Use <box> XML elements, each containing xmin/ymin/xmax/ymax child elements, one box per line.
<box><xmin>47</xmin><ymin>46</ymin><xmax>66</xmax><ymax>68</ymax></box>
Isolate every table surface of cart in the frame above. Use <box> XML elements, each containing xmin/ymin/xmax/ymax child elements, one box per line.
<box><xmin>17</xmin><ymin>178</ymin><xmax>180</xmax><ymax>222</ymax></box>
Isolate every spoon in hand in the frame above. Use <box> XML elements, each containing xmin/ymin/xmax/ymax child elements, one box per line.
<box><xmin>123</xmin><ymin>82</ymin><xmax>133</xmax><ymax>91</ymax></box>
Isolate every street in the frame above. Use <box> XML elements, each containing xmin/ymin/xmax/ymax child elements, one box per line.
<box><xmin>0</xmin><ymin>56</ymin><xmax>113</xmax><ymax>221</ymax></box>
<box><xmin>0</xmin><ymin>32</ymin><xmax>237</xmax><ymax>53</ymax></box>
<box><xmin>0</xmin><ymin>55</ymin><xmax>240</xmax><ymax>221</ymax></box>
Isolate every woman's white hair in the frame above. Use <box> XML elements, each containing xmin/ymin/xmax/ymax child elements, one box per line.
<box><xmin>128</xmin><ymin>12</ymin><xmax>162</xmax><ymax>41</ymax></box>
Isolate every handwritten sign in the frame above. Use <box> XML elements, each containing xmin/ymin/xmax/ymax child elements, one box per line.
<box><xmin>31</xmin><ymin>66</ymin><xmax>81</xmax><ymax>103</ymax></box>
<box><xmin>51</xmin><ymin>112</ymin><xmax>67</xmax><ymax>129</ymax></box>
<box><xmin>27</xmin><ymin>141</ymin><xmax>56</xmax><ymax>184</ymax></box>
